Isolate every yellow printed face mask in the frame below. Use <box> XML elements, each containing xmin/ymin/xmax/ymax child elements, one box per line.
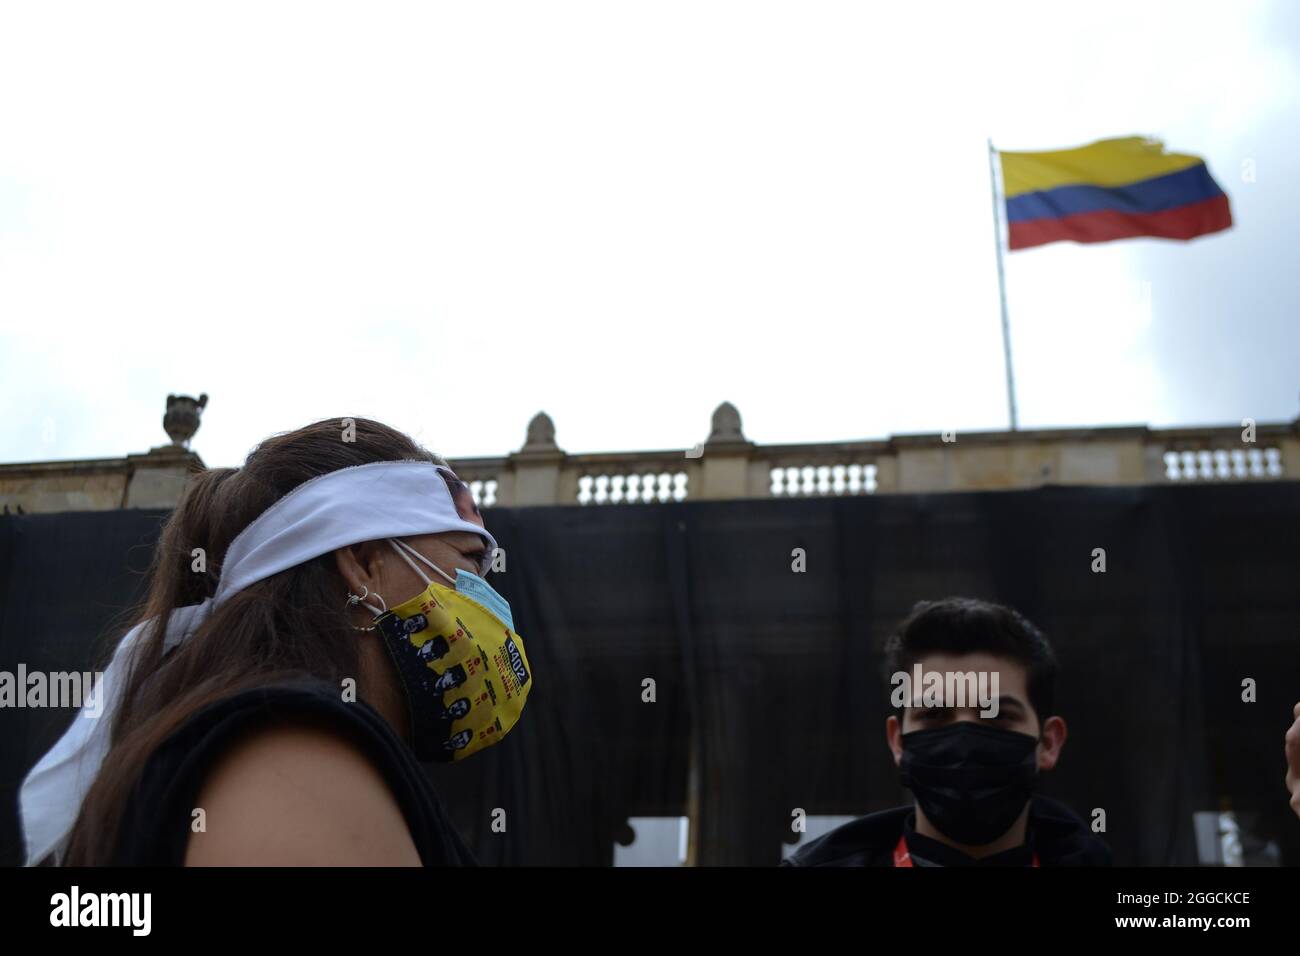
<box><xmin>372</xmin><ymin>538</ymin><xmax>533</xmax><ymax>762</ymax></box>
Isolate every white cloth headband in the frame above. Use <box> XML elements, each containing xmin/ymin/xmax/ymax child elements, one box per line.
<box><xmin>18</xmin><ymin>459</ymin><xmax>496</xmax><ymax>866</ymax></box>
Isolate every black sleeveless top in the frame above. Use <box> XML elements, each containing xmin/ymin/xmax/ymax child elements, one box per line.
<box><xmin>110</xmin><ymin>678</ymin><xmax>478</xmax><ymax>866</ymax></box>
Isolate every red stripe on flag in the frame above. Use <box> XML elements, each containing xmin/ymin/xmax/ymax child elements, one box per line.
<box><xmin>1008</xmin><ymin>193</ymin><xmax>1232</xmax><ymax>251</ymax></box>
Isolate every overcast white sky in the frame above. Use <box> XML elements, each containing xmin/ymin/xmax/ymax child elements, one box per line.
<box><xmin>1</xmin><ymin>1</ymin><xmax>1297</xmax><ymax>468</ymax></box>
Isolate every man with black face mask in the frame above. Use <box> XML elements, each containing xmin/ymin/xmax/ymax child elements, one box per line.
<box><xmin>783</xmin><ymin>598</ymin><xmax>1111</xmax><ymax>867</ymax></box>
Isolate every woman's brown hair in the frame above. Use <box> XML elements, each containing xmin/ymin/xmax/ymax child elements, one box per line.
<box><xmin>61</xmin><ymin>417</ymin><xmax>440</xmax><ymax>865</ymax></box>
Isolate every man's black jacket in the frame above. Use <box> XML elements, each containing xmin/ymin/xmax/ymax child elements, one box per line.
<box><xmin>781</xmin><ymin>795</ymin><xmax>1112</xmax><ymax>867</ymax></box>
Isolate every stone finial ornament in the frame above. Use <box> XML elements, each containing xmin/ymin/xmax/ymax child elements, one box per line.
<box><xmin>707</xmin><ymin>401</ymin><xmax>746</xmax><ymax>445</ymax></box>
<box><xmin>163</xmin><ymin>393</ymin><xmax>208</xmax><ymax>448</ymax></box>
<box><xmin>521</xmin><ymin>411</ymin><xmax>559</xmax><ymax>453</ymax></box>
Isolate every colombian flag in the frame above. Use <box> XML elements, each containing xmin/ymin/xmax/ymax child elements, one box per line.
<box><xmin>1000</xmin><ymin>137</ymin><xmax>1232</xmax><ymax>251</ymax></box>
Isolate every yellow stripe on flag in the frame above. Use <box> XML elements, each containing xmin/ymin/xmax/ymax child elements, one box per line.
<box><xmin>999</xmin><ymin>136</ymin><xmax>1207</xmax><ymax>199</ymax></box>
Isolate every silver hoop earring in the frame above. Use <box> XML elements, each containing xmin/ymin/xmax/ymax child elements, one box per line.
<box><xmin>346</xmin><ymin>586</ymin><xmax>386</xmax><ymax>631</ymax></box>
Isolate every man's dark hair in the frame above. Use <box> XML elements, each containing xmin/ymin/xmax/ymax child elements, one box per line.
<box><xmin>882</xmin><ymin>597</ymin><xmax>1058</xmax><ymax>721</ymax></box>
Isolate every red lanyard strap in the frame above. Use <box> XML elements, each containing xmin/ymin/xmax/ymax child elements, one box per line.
<box><xmin>893</xmin><ymin>835</ymin><xmax>1039</xmax><ymax>867</ymax></box>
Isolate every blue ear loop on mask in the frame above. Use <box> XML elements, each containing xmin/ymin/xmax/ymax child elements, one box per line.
<box><xmin>388</xmin><ymin>538</ymin><xmax>515</xmax><ymax>632</ymax></box>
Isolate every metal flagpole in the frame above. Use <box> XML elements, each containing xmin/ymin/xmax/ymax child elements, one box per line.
<box><xmin>987</xmin><ymin>138</ymin><xmax>1019</xmax><ymax>431</ymax></box>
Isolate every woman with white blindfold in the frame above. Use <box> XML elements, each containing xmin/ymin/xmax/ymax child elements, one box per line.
<box><xmin>19</xmin><ymin>418</ymin><xmax>532</xmax><ymax>866</ymax></box>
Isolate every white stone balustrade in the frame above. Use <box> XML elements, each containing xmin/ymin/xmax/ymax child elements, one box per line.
<box><xmin>3</xmin><ymin>403</ymin><xmax>1296</xmax><ymax>513</ymax></box>
<box><xmin>445</xmin><ymin>404</ymin><xmax>1300</xmax><ymax>507</ymax></box>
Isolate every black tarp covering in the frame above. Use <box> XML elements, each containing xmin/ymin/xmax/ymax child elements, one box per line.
<box><xmin>2</xmin><ymin>483</ymin><xmax>1298</xmax><ymax>866</ymax></box>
